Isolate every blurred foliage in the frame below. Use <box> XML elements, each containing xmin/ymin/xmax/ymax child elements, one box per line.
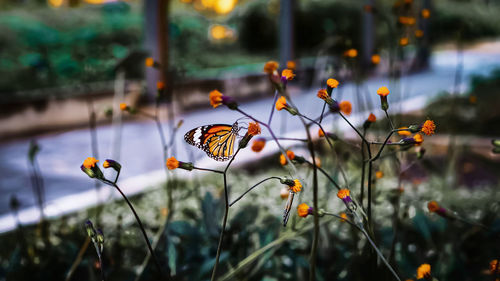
<box><xmin>2</xmin><ymin>0</ymin><xmax>500</xmax><ymax>96</ymax></box>
<box><xmin>0</xmin><ymin>145</ymin><xmax>499</xmax><ymax>280</ymax></box>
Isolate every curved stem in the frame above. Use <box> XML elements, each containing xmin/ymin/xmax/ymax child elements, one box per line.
<box><xmin>229</xmin><ymin>177</ymin><xmax>282</xmax><ymax>207</ymax></box>
<box><xmin>360</xmin><ymin>228</ymin><xmax>402</xmax><ymax>281</ymax></box>
<box><xmin>304</xmin><ymin>160</ymin><xmax>341</xmax><ymax>190</ymax></box>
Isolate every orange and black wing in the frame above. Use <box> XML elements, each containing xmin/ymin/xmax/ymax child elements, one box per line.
<box><xmin>184</xmin><ymin>123</ymin><xmax>238</xmax><ymax>161</ymax></box>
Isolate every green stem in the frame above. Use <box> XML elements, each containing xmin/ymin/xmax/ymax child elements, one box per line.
<box><xmin>229</xmin><ymin>177</ymin><xmax>282</xmax><ymax>207</ymax></box>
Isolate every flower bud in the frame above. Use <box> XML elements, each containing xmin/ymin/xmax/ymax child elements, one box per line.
<box><xmin>85</xmin><ymin>220</ymin><xmax>96</xmax><ymax>239</ymax></box>
<box><xmin>103</xmin><ymin>159</ymin><xmax>121</xmax><ymax>173</ymax></box>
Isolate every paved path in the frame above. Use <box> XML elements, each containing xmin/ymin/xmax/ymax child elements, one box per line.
<box><xmin>1</xmin><ymin>45</ymin><xmax>500</xmax><ymax>232</ymax></box>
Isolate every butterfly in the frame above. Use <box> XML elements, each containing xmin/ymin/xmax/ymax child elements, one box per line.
<box><xmin>184</xmin><ymin>122</ymin><xmax>240</xmax><ymax>161</ymax></box>
<box><xmin>283</xmin><ymin>191</ymin><xmax>294</xmax><ymax>227</ymax></box>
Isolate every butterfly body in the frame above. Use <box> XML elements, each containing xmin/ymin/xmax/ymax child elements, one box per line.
<box><xmin>184</xmin><ymin>122</ymin><xmax>239</xmax><ymax>161</ymax></box>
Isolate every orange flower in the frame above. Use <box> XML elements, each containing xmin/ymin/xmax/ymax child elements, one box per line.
<box><xmin>327</xmin><ymin>78</ymin><xmax>339</xmax><ymax>89</ymax></box>
<box><xmin>421</xmin><ymin>9</ymin><xmax>430</xmax><ymax>19</ymax></box>
<box><xmin>280</xmin><ymin>150</ymin><xmax>295</xmax><ymax>165</ymax></box>
<box><xmin>427</xmin><ymin>201</ymin><xmax>439</xmax><ymax>212</ymax></box>
<box><xmin>367</xmin><ymin>113</ymin><xmax>376</xmax><ymax>122</ymax></box>
<box><xmin>399</xmin><ymin>37</ymin><xmax>409</xmax><ymax>46</ymax></box>
<box><xmin>415</xmin><ymin>29</ymin><xmax>424</xmax><ymax>38</ymax></box>
<box><xmin>314</xmin><ymin>157</ymin><xmax>321</xmax><ymax>168</ymax></box>
<box><xmin>280</xmin><ymin>187</ymin><xmax>289</xmax><ymax>199</ymax></box>
<box><xmin>166</xmin><ymin>157</ymin><xmax>179</xmax><ymax>170</ymax></box>
<box><xmin>287</xmin><ymin>60</ymin><xmax>296</xmax><ymax>70</ymax></box>
<box><xmin>421</xmin><ymin>120</ymin><xmax>436</xmax><ymax>136</ymax></box>
<box><xmin>371</xmin><ymin>54</ymin><xmax>381</xmax><ymax>65</ymax></box>
<box><xmin>251</xmin><ymin>138</ymin><xmax>266</xmax><ymax>152</ymax></box>
<box><xmin>263</xmin><ymin>61</ymin><xmax>279</xmax><ymax>74</ymax></box>
<box><xmin>376</xmin><ymin>171</ymin><xmax>384</xmax><ymax>179</ymax></box>
<box><xmin>318</xmin><ymin>129</ymin><xmax>325</xmax><ymax>137</ymax></box>
<box><xmin>317</xmin><ymin>89</ymin><xmax>329</xmax><ymax>100</ymax></box>
<box><xmin>377</xmin><ymin>86</ymin><xmax>390</xmax><ymax>97</ymax></box>
<box><xmin>83</xmin><ymin>157</ymin><xmax>99</xmax><ymax>169</ymax></box>
<box><xmin>339</xmin><ymin>101</ymin><xmax>352</xmax><ymax>115</ymax></box>
<box><xmin>337</xmin><ymin>189</ymin><xmax>350</xmax><ymax>199</ymax></box>
<box><xmin>119</xmin><ymin>103</ymin><xmax>128</xmax><ymax>111</ymax></box>
<box><xmin>417</xmin><ymin>264</ymin><xmax>431</xmax><ymax>279</ymax></box>
<box><xmin>490</xmin><ymin>260</ymin><xmax>499</xmax><ymax>274</ymax></box>
<box><xmin>340</xmin><ymin>212</ymin><xmax>348</xmax><ymax>222</ymax></box>
<box><xmin>297</xmin><ymin>203</ymin><xmax>312</xmax><ymax>217</ymax></box>
<box><xmin>209</xmin><ymin>90</ymin><xmax>223</xmax><ymax>108</ymax></box>
<box><xmin>282</xmin><ymin>69</ymin><xmax>295</xmax><ymax>80</ymax></box>
<box><xmin>145</xmin><ymin>57</ymin><xmax>155</xmax><ymax>67</ymax></box>
<box><xmin>289</xmin><ymin>179</ymin><xmax>302</xmax><ymax>193</ymax></box>
<box><xmin>398</xmin><ymin>127</ymin><xmax>412</xmax><ymax>136</ymax></box>
<box><xmin>248</xmin><ymin>122</ymin><xmax>261</xmax><ymax>136</ymax></box>
<box><xmin>103</xmin><ymin>160</ymin><xmax>110</xmax><ymax>168</ymax></box>
<box><xmin>275</xmin><ymin>96</ymin><xmax>287</xmax><ymax>111</ymax></box>
<box><xmin>345</xmin><ymin>48</ymin><xmax>358</xmax><ymax>58</ymax></box>
<box><xmin>157</xmin><ymin>81</ymin><xmax>165</xmax><ymax>90</ymax></box>
<box><xmin>414</xmin><ymin>133</ymin><xmax>423</xmax><ymax>144</ymax></box>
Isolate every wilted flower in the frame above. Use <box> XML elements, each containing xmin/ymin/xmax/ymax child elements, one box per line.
<box><xmin>416</xmin><ymin>264</ymin><xmax>431</xmax><ymax>279</ymax></box>
<box><xmin>297</xmin><ymin>203</ymin><xmax>313</xmax><ymax>217</ymax></box>
<box><xmin>251</xmin><ymin>138</ymin><xmax>266</xmax><ymax>152</ymax></box>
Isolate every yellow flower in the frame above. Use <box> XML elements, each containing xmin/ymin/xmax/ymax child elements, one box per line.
<box><xmin>398</xmin><ymin>127</ymin><xmax>412</xmax><ymax>136</ymax></box>
<box><xmin>377</xmin><ymin>86</ymin><xmax>390</xmax><ymax>97</ymax></box>
<box><xmin>280</xmin><ymin>187</ymin><xmax>289</xmax><ymax>199</ymax></box>
<box><xmin>209</xmin><ymin>90</ymin><xmax>223</xmax><ymax>108</ymax></box>
<box><xmin>339</xmin><ymin>101</ymin><xmax>352</xmax><ymax>115</ymax></box>
<box><xmin>375</xmin><ymin>171</ymin><xmax>384</xmax><ymax>179</ymax></box>
<box><xmin>275</xmin><ymin>96</ymin><xmax>287</xmax><ymax>111</ymax></box>
<box><xmin>119</xmin><ymin>103</ymin><xmax>128</xmax><ymax>111</ymax></box>
<box><xmin>399</xmin><ymin>37</ymin><xmax>409</xmax><ymax>46</ymax></box>
<box><xmin>340</xmin><ymin>212</ymin><xmax>348</xmax><ymax>222</ymax></box>
<box><xmin>280</xmin><ymin>150</ymin><xmax>295</xmax><ymax>165</ymax></box>
<box><xmin>287</xmin><ymin>60</ymin><xmax>296</xmax><ymax>70</ymax></box>
<box><xmin>414</xmin><ymin>133</ymin><xmax>424</xmax><ymax>144</ymax></box>
<box><xmin>318</xmin><ymin>129</ymin><xmax>325</xmax><ymax>137</ymax></box>
<box><xmin>427</xmin><ymin>201</ymin><xmax>439</xmax><ymax>213</ymax></box>
<box><xmin>367</xmin><ymin>113</ymin><xmax>376</xmax><ymax>122</ymax></box>
<box><xmin>157</xmin><ymin>81</ymin><xmax>165</xmax><ymax>90</ymax></box>
<box><xmin>83</xmin><ymin>157</ymin><xmax>99</xmax><ymax>169</ymax></box>
<box><xmin>297</xmin><ymin>203</ymin><xmax>311</xmax><ymax>217</ymax></box>
<box><xmin>166</xmin><ymin>157</ymin><xmax>179</xmax><ymax>170</ymax></box>
<box><xmin>421</xmin><ymin>120</ymin><xmax>436</xmax><ymax>136</ymax></box>
<box><xmin>327</xmin><ymin>78</ymin><xmax>339</xmax><ymax>89</ymax></box>
<box><xmin>251</xmin><ymin>138</ymin><xmax>266</xmax><ymax>152</ymax></box>
<box><xmin>345</xmin><ymin>48</ymin><xmax>358</xmax><ymax>58</ymax></box>
<box><xmin>103</xmin><ymin>160</ymin><xmax>110</xmax><ymax>168</ymax></box>
<box><xmin>415</xmin><ymin>29</ymin><xmax>424</xmax><ymax>38</ymax></box>
<box><xmin>317</xmin><ymin>89</ymin><xmax>329</xmax><ymax>100</ymax></box>
<box><xmin>371</xmin><ymin>54</ymin><xmax>381</xmax><ymax>65</ymax></box>
<box><xmin>248</xmin><ymin>122</ymin><xmax>261</xmax><ymax>136</ymax></box>
<box><xmin>282</xmin><ymin>69</ymin><xmax>295</xmax><ymax>80</ymax></box>
<box><xmin>421</xmin><ymin>9</ymin><xmax>430</xmax><ymax>19</ymax></box>
<box><xmin>263</xmin><ymin>61</ymin><xmax>279</xmax><ymax>74</ymax></box>
<box><xmin>337</xmin><ymin>188</ymin><xmax>350</xmax><ymax>199</ymax></box>
<box><xmin>289</xmin><ymin>179</ymin><xmax>302</xmax><ymax>193</ymax></box>
<box><xmin>416</xmin><ymin>264</ymin><xmax>431</xmax><ymax>279</ymax></box>
<box><xmin>145</xmin><ymin>57</ymin><xmax>155</xmax><ymax>67</ymax></box>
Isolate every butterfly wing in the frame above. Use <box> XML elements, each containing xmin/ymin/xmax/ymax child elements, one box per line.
<box><xmin>283</xmin><ymin>192</ymin><xmax>295</xmax><ymax>227</ymax></box>
<box><xmin>184</xmin><ymin>124</ymin><xmax>237</xmax><ymax>162</ymax></box>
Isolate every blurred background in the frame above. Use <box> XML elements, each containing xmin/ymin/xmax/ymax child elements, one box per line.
<box><xmin>1</xmin><ymin>0</ymin><xmax>500</xmax><ymax>280</ymax></box>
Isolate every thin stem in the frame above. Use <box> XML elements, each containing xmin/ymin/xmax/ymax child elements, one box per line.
<box><xmin>360</xmin><ymin>228</ymin><xmax>402</xmax><ymax>281</ymax></box>
<box><xmin>304</xmin><ymin>160</ymin><xmax>341</xmax><ymax>190</ymax></box>
<box><xmin>274</xmin><ymin>137</ymin><xmax>308</xmax><ymax>142</ymax></box>
<box><xmin>229</xmin><ymin>177</ymin><xmax>281</xmax><ymax>207</ymax></box>
<box><xmin>318</xmin><ymin>102</ymin><xmax>327</xmax><ymax>124</ymax></box>
<box><xmin>193</xmin><ymin>167</ymin><xmax>224</xmax><ymax>174</ymax></box>
<box><xmin>360</xmin><ymin>129</ymin><xmax>367</xmax><ymax>208</ymax></box>
<box><xmin>268</xmin><ymin>90</ymin><xmax>279</xmax><ymax>125</ymax></box>
<box><xmin>384</xmin><ymin>110</ymin><xmax>395</xmax><ymax>130</ymax></box>
<box><xmin>323</xmin><ymin>212</ymin><xmax>360</xmax><ymax>229</ymax></box>
<box><xmin>102</xmin><ymin>181</ymin><xmax>166</xmax><ymax>279</ymax></box>
<box><xmin>211</xmin><ymin>147</ymin><xmax>241</xmax><ymax>281</ymax></box>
